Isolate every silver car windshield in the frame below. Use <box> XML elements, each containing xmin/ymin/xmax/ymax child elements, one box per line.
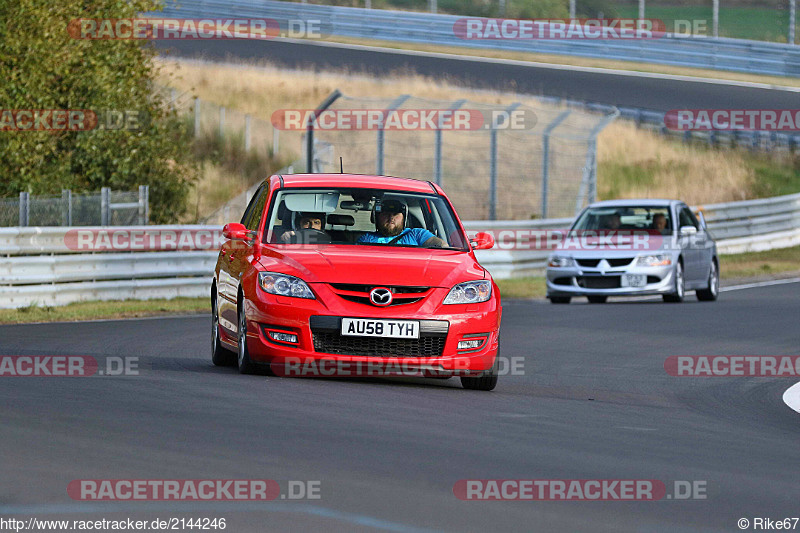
<box><xmin>572</xmin><ymin>206</ymin><xmax>673</xmax><ymax>233</ymax></box>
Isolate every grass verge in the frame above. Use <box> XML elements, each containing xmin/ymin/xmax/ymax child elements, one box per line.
<box><xmin>0</xmin><ymin>298</ymin><xmax>208</xmax><ymax>325</ymax></box>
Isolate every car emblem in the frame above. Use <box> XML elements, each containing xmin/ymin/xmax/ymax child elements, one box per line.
<box><xmin>369</xmin><ymin>287</ymin><xmax>393</xmax><ymax>306</ymax></box>
<box><xmin>598</xmin><ymin>259</ymin><xmax>609</xmax><ymax>275</ymax></box>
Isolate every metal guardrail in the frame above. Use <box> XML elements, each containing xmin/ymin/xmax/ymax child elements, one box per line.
<box><xmin>156</xmin><ymin>0</ymin><xmax>800</xmax><ymax>78</ymax></box>
<box><xmin>1</xmin><ymin>192</ymin><xmax>799</xmax><ymax>307</ymax></box>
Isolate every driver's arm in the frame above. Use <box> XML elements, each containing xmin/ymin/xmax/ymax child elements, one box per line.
<box><xmin>423</xmin><ymin>236</ymin><xmax>446</xmax><ymax>248</ymax></box>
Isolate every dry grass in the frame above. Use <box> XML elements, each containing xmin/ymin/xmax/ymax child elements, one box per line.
<box><xmin>597</xmin><ymin>122</ymin><xmax>753</xmax><ymax>205</ymax></box>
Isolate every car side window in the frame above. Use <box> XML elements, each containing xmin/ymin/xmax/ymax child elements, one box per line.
<box><xmin>245</xmin><ymin>187</ymin><xmax>269</xmax><ymax>232</ymax></box>
<box><xmin>240</xmin><ymin>185</ymin><xmax>265</xmax><ymax>228</ymax></box>
<box><xmin>679</xmin><ymin>207</ymin><xmax>699</xmax><ymax>230</ymax></box>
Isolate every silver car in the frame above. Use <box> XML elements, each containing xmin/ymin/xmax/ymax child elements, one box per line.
<box><xmin>546</xmin><ymin>199</ymin><xmax>719</xmax><ymax>304</ymax></box>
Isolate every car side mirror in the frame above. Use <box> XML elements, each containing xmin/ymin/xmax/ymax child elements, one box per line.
<box><xmin>680</xmin><ymin>226</ymin><xmax>698</xmax><ymax>237</ymax></box>
<box><xmin>223</xmin><ymin>223</ymin><xmax>251</xmax><ymax>241</ymax></box>
<box><xmin>470</xmin><ymin>232</ymin><xmax>495</xmax><ymax>250</ymax></box>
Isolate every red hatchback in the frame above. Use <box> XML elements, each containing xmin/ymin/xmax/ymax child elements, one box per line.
<box><xmin>211</xmin><ymin>174</ymin><xmax>501</xmax><ymax>390</ymax></box>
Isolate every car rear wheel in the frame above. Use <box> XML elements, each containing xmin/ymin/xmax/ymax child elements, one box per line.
<box><xmin>237</xmin><ymin>300</ymin><xmax>258</xmax><ymax>375</ymax></box>
<box><xmin>696</xmin><ymin>260</ymin><xmax>719</xmax><ymax>302</ymax></box>
<box><xmin>460</xmin><ymin>349</ymin><xmax>499</xmax><ymax>391</ymax></box>
<box><xmin>663</xmin><ymin>261</ymin><xmax>685</xmax><ymax>303</ymax></box>
<box><xmin>549</xmin><ymin>296</ymin><xmax>571</xmax><ymax>304</ymax></box>
<box><xmin>587</xmin><ymin>296</ymin><xmax>607</xmax><ymax>304</ymax></box>
<box><xmin>211</xmin><ymin>291</ymin><xmax>236</xmax><ymax>366</ymax></box>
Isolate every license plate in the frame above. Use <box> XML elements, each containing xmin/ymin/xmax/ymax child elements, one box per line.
<box><xmin>622</xmin><ymin>274</ymin><xmax>646</xmax><ymax>288</ymax></box>
<box><xmin>341</xmin><ymin>318</ymin><xmax>419</xmax><ymax>339</ymax></box>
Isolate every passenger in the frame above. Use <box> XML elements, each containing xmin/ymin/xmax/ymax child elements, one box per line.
<box><xmin>601</xmin><ymin>213</ymin><xmax>621</xmax><ymax>231</ymax></box>
<box><xmin>357</xmin><ymin>198</ymin><xmax>446</xmax><ymax>247</ymax></box>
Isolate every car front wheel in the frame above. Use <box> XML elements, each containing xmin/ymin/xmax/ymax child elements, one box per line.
<box><xmin>696</xmin><ymin>260</ymin><xmax>719</xmax><ymax>301</ymax></box>
<box><xmin>549</xmin><ymin>296</ymin><xmax>571</xmax><ymax>304</ymax></box>
<box><xmin>461</xmin><ymin>349</ymin><xmax>499</xmax><ymax>391</ymax></box>
<box><xmin>663</xmin><ymin>261</ymin><xmax>685</xmax><ymax>303</ymax></box>
<box><xmin>212</xmin><ymin>291</ymin><xmax>236</xmax><ymax>366</ymax></box>
<box><xmin>237</xmin><ymin>300</ymin><xmax>258</xmax><ymax>375</ymax></box>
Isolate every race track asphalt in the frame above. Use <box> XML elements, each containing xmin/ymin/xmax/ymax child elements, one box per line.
<box><xmin>2</xmin><ymin>283</ymin><xmax>799</xmax><ymax>532</ymax></box>
<box><xmin>155</xmin><ymin>39</ymin><xmax>800</xmax><ymax>112</ymax></box>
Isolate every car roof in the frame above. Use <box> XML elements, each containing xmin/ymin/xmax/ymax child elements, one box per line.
<box><xmin>587</xmin><ymin>199</ymin><xmax>682</xmax><ymax>208</ymax></box>
<box><xmin>276</xmin><ymin>173</ymin><xmax>439</xmax><ymax>194</ymax></box>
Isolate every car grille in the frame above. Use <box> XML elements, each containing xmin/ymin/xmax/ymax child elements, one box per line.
<box><xmin>576</xmin><ymin>276</ymin><xmax>621</xmax><ymax>289</ymax></box>
<box><xmin>310</xmin><ymin>316</ymin><xmax>448</xmax><ymax>357</ymax></box>
<box><xmin>576</xmin><ymin>258</ymin><xmax>633</xmax><ymax>268</ymax></box>
<box><xmin>328</xmin><ymin>283</ymin><xmax>431</xmax><ymax>307</ymax></box>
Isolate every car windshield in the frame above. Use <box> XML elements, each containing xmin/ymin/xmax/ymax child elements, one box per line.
<box><xmin>263</xmin><ymin>187</ymin><xmax>469</xmax><ymax>250</ymax></box>
<box><xmin>571</xmin><ymin>206</ymin><xmax>673</xmax><ymax>233</ymax></box>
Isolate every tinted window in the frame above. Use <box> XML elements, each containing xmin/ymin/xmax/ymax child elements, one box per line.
<box><xmin>679</xmin><ymin>207</ymin><xmax>699</xmax><ymax>230</ymax></box>
<box><xmin>243</xmin><ymin>186</ymin><xmax>269</xmax><ymax>231</ymax></box>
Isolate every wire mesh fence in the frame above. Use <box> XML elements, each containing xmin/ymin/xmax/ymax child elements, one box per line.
<box><xmin>304</xmin><ymin>93</ymin><xmax>617</xmax><ymax>220</ymax></box>
<box><xmin>0</xmin><ymin>187</ymin><xmax>149</xmax><ymax>227</ymax></box>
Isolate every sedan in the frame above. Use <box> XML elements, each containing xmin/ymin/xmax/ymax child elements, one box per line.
<box><xmin>546</xmin><ymin>199</ymin><xmax>719</xmax><ymax>303</ymax></box>
<box><xmin>212</xmin><ymin>173</ymin><xmax>502</xmax><ymax>390</ymax></box>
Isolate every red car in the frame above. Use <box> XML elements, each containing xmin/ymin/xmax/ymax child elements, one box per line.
<box><xmin>211</xmin><ymin>174</ymin><xmax>501</xmax><ymax>390</ymax></box>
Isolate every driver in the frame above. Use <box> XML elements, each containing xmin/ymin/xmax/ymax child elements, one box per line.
<box><xmin>357</xmin><ymin>198</ymin><xmax>445</xmax><ymax>248</ymax></box>
<box><xmin>280</xmin><ymin>212</ymin><xmax>327</xmax><ymax>243</ymax></box>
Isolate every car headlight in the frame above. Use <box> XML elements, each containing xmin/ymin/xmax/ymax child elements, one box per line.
<box><xmin>636</xmin><ymin>254</ymin><xmax>672</xmax><ymax>267</ymax></box>
<box><xmin>258</xmin><ymin>272</ymin><xmax>315</xmax><ymax>299</ymax></box>
<box><xmin>443</xmin><ymin>280</ymin><xmax>492</xmax><ymax>305</ymax></box>
<box><xmin>548</xmin><ymin>255</ymin><xmax>574</xmax><ymax>268</ymax></box>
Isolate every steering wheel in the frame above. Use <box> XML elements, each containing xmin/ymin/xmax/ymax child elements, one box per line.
<box><xmin>289</xmin><ymin>228</ymin><xmax>331</xmax><ymax>244</ymax></box>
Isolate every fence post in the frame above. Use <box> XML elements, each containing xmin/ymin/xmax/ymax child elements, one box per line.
<box><xmin>712</xmin><ymin>0</ymin><xmax>719</xmax><ymax>38</ymax></box>
<box><xmin>138</xmin><ymin>185</ymin><xmax>147</xmax><ymax>225</ymax></box>
<box><xmin>273</xmin><ymin>126</ymin><xmax>280</xmax><ymax>155</ymax></box>
<box><xmin>101</xmin><ymin>187</ymin><xmax>110</xmax><ymax>226</ymax></box>
<box><xmin>219</xmin><ymin>106</ymin><xmax>225</xmax><ymax>140</ymax></box>
<box><xmin>791</xmin><ymin>0</ymin><xmax>797</xmax><ymax>45</ymax></box>
<box><xmin>541</xmin><ymin>110</ymin><xmax>571</xmax><ymax>219</ymax></box>
<box><xmin>19</xmin><ymin>192</ymin><xmax>29</xmax><ymax>227</ymax></box>
<box><xmin>434</xmin><ymin>99</ymin><xmax>466</xmax><ymax>186</ymax></box>
<box><xmin>194</xmin><ymin>98</ymin><xmax>200</xmax><ymax>138</ymax></box>
<box><xmin>307</xmin><ymin>89</ymin><xmax>342</xmax><ymax>173</ymax></box>
<box><xmin>488</xmin><ymin>103</ymin><xmax>521</xmax><ymax>221</ymax></box>
<box><xmin>245</xmin><ymin>114</ymin><xmax>251</xmax><ymax>152</ymax></box>
<box><xmin>62</xmin><ymin>189</ymin><xmax>72</xmax><ymax>226</ymax></box>
<box><xmin>377</xmin><ymin>94</ymin><xmax>410</xmax><ymax>175</ymax></box>
<box><xmin>569</xmin><ymin>0</ymin><xmax>575</xmax><ymax>19</ymax></box>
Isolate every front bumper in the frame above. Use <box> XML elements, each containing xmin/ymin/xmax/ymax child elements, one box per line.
<box><xmin>241</xmin><ymin>282</ymin><xmax>501</xmax><ymax>376</ymax></box>
<box><xmin>546</xmin><ymin>262</ymin><xmax>676</xmax><ymax>297</ymax></box>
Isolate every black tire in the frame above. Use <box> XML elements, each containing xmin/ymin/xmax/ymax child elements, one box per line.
<box><xmin>460</xmin><ymin>350</ymin><xmax>499</xmax><ymax>391</ymax></box>
<box><xmin>211</xmin><ymin>289</ymin><xmax>236</xmax><ymax>366</ymax></box>
<box><xmin>237</xmin><ymin>298</ymin><xmax>258</xmax><ymax>375</ymax></box>
<box><xmin>663</xmin><ymin>261</ymin><xmax>685</xmax><ymax>303</ymax></box>
<box><xmin>696</xmin><ymin>259</ymin><xmax>719</xmax><ymax>302</ymax></box>
<box><xmin>549</xmin><ymin>296</ymin><xmax>571</xmax><ymax>304</ymax></box>
<box><xmin>587</xmin><ymin>296</ymin><xmax>607</xmax><ymax>304</ymax></box>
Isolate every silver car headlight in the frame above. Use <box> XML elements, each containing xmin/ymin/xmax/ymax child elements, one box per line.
<box><xmin>258</xmin><ymin>272</ymin><xmax>315</xmax><ymax>299</ymax></box>
<box><xmin>636</xmin><ymin>254</ymin><xmax>672</xmax><ymax>267</ymax></box>
<box><xmin>548</xmin><ymin>255</ymin><xmax>574</xmax><ymax>268</ymax></box>
<box><xmin>444</xmin><ymin>280</ymin><xmax>492</xmax><ymax>305</ymax></box>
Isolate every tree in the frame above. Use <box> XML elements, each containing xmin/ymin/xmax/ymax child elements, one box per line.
<box><xmin>0</xmin><ymin>0</ymin><xmax>197</xmax><ymax>223</ymax></box>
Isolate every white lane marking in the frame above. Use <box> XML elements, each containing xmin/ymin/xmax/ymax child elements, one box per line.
<box><xmin>782</xmin><ymin>381</ymin><xmax>800</xmax><ymax>414</ymax></box>
<box><xmin>721</xmin><ymin>277</ymin><xmax>800</xmax><ymax>292</ymax></box>
<box><xmin>614</xmin><ymin>426</ymin><xmax>658</xmax><ymax>432</ymax></box>
<box><xmin>272</xmin><ymin>37</ymin><xmax>800</xmax><ymax>92</ymax></box>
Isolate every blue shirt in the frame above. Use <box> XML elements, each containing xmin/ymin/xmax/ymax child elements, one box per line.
<box><xmin>357</xmin><ymin>228</ymin><xmax>436</xmax><ymax>246</ymax></box>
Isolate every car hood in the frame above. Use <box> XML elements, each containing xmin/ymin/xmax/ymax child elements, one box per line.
<box><xmin>257</xmin><ymin>245</ymin><xmax>486</xmax><ymax>287</ymax></box>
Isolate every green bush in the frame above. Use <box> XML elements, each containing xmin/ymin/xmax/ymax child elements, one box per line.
<box><xmin>0</xmin><ymin>0</ymin><xmax>197</xmax><ymax>223</ymax></box>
